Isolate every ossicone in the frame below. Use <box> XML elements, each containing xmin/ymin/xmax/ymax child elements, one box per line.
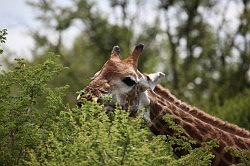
<box><xmin>127</xmin><ymin>43</ymin><xmax>144</xmax><ymax>68</ymax></box>
<box><xmin>111</xmin><ymin>45</ymin><xmax>121</xmax><ymax>60</ymax></box>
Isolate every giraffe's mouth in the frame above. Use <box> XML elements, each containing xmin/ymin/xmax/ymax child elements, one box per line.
<box><xmin>76</xmin><ymin>89</ymin><xmax>116</xmax><ymax>111</ymax></box>
<box><xmin>76</xmin><ymin>88</ymin><xmax>141</xmax><ymax>117</ymax></box>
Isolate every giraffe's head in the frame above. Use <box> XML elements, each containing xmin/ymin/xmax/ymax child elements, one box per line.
<box><xmin>77</xmin><ymin>44</ymin><xmax>165</xmax><ymax>115</ymax></box>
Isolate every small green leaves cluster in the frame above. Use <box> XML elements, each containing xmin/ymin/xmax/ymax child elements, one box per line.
<box><xmin>0</xmin><ymin>29</ymin><xmax>7</xmax><ymax>54</ymax></box>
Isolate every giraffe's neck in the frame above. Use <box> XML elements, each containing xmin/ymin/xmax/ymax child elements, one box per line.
<box><xmin>154</xmin><ymin>85</ymin><xmax>250</xmax><ymax>139</ymax></box>
<box><xmin>147</xmin><ymin>85</ymin><xmax>250</xmax><ymax>165</ymax></box>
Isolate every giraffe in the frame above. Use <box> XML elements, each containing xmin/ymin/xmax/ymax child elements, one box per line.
<box><xmin>77</xmin><ymin>44</ymin><xmax>250</xmax><ymax>165</ymax></box>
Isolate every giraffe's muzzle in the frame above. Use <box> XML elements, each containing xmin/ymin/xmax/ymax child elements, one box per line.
<box><xmin>76</xmin><ymin>89</ymin><xmax>115</xmax><ymax>110</ymax></box>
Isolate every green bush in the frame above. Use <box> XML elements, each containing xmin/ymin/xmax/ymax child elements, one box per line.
<box><xmin>0</xmin><ymin>54</ymin><xmax>67</xmax><ymax>165</ymax></box>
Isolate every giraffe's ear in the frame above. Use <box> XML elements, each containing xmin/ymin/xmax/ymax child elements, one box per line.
<box><xmin>110</xmin><ymin>45</ymin><xmax>121</xmax><ymax>60</ymax></box>
<box><xmin>146</xmin><ymin>72</ymin><xmax>165</xmax><ymax>90</ymax></box>
<box><xmin>127</xmin><ymin>43</ymin><xmax>144</xmax><ymax>68</ymax></box>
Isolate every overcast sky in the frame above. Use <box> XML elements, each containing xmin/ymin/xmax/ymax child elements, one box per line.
<box><xmin>0</xmin><ymin>0</ymin><xmax>36</xmax><ymax>59</ymax></box>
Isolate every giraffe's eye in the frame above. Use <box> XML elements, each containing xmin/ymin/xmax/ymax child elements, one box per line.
<box><xmin>122</xmin><ymin>77</ymin><xmax>136</xmax><ymax>86</ymax></box>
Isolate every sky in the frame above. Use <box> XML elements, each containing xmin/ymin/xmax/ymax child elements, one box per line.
<box><xmin>0</xmin><ymin>0</ymin><xmax>89</xmax><ymax>59</ymax></box>
<box><xmin>0</xmin><ymin>0</ymin><xmax>243</xmax><ymax>61</ymax></box>
<box><xmin>0</xmin><ymin>0</ymin><xmax>37</xmax><ymax>59</ymax></box>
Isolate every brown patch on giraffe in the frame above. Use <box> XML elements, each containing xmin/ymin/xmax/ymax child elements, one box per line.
<box><xmin>183</xmin><ymin>122</ymin><xmax>204</xmax><ymax>140</ymax></box>
<box><xmin>179</xmin><ymin>103</ymin><xmax>190</xmax><ymax>112</ymax></box>
<box><xmin>234</xmin><ymin>137</ymin><xmax>249</xmax><ymax>149</ymax></box>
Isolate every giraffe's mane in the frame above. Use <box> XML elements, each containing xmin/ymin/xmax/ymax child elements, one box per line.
<box><xmin>154</xmin><ymin>85</ymin><xmax>250</xmax><ymax>139</ymax></box>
